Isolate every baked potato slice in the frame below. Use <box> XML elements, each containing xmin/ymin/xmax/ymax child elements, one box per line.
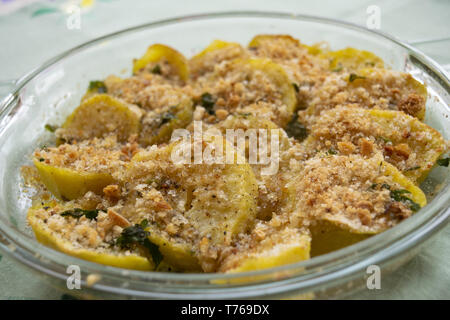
<box><xmin>286</xmin><ymin>154</ymin><xmax>426</xmax><ymax>256</ymax></box>
<box><xmin>139</xmin><ymin>98</ymin><xmax>193</xmax><ymax>146</ymax></box>
<box><xmin>323</xmin><ymin>47</ymin><xmax>384</xmax><ymax>72</ymax></box>
<box><xmin>32</xmin><ymin>137</ymin><xmax>128</xmax><ymax>200</ymax></box>
<box><xmin>249</xmin><ymin>34</ymin><xmax>325</xmax><ymax>55</ymax></box>
<box><xmin>33</xmin><ymin>159</ymin><xmax>114</xmax><ymax>200</ymax></box>
<box><xmin>27</xmin><ymin>201</ymin><xmax>153</xmax><ymax>270</ymax></box>
<box><xmin>189</xmin><ymin>40</ymin><xmax>247</xmax><ymax>78</ymax></box>
<box><xmin>133</xmin><ymin>44</ymin><xmax>189</xmax><ymax>81</ymax></box>
<box><xmin>304</xmin><ymin>106</ymin><xmax>445</xmax><ymax>184</ymax></box>
<box><xmin>119</xmin><ymin>136</ymin><xmax>258</xmax><ymax>271</ymax></box>
<box><xmin>58</xmin><ymin>94</ymin><xmax>142</xmax><ymax>143</ymax></box>
<box><xmin>316</xmin><ymin>160</ymin><xmax>426</xmax><ymax>255</ymax></box>
<box><xmin>219</xmin><ymin>227</ymin><xmax>310</xmax><ymax>273</ymax></box>
<box><xmin>311</xmin><ymin>161</ymin><xmax>426</xmax><ymax>256</ymax></box>
<box><xmin>146</xmin><ymin>226</ymin><xmax>201</xmax><ymax>272</ymax></box>
<box><xmin>249</xmin><ymin>34</ymin><xmax>300</xmax><ymax>49</ymax></box>
<box><xmin>246</xmin><ymin>58</ymin><xmax>297</xmax><ymax>116</ymax></box>
<box><xmin>368</xmin><ymin>109</ymin><xmax>445</xmax><ymax>183</ymax></box>
<box><xmin>215</xmin><ymin>113</ymin><xmax>291</xmax><ymax>153</ymax></box>
<box><xmin>192</xmin><ymin>56</ymin><xmax>297</xmax><ymax>126</ymax></box>
<box><xmin>301</xmin><ymin>68</ymin><xmax>427</xmax><ymax>121</ymax></box>
<box><xmin>353</xmin><ymin>68</ymin><xmax>427</xmax><ymax>120</ymax></box>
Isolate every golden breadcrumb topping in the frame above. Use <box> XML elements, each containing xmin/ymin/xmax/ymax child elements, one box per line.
<box><xmin>23</xmin><ymin>35</ymin><xmax>446</xmax><ymax>273</ymax></box>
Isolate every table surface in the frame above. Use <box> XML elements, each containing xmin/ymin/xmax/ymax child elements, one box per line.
<box><xmin>0</xmin><ymin>0</ymin><xmax>448</xmax><ymax>300</ymax></box>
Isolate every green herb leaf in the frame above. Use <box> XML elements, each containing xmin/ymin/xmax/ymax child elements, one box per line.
<box><xmin>199</xmin><ymin>92</ymin><xmax>216</xmax><ymax>115</ymax></box>
<box><xmin>378</xmin><ymin>136</ymin><xmax>392</xmax><ymax>144</ymax></box>
<box><xmin>437</xmin><ymin>157</ymin><xmax>449</xmax><ymax>167</ymax></box>
<box><xmin>381</xmin><ymin>183</ymin><xmax>391</xmax><ymax>190</ymax></box>
<box><xmin>285</xmin><ymin>114</ymin><xmax>308</xmax><ymax>142</ymax></box>
<box><xmin>390</xmin><ymin>189</ymin><xmax>411</xmax><ymax>200</ymax></box>
<box><xmin>151</xmin><ymin>64</ymin><xmax>162</xmax><ymax>75</ymax></box>
<box><xmin>143</xmin><ymin>238</ymin><xmax>163</xmax><ymax>268</ymax></box>
<box><xmin>405</xmin><ymin>166</ymin><xmax>421</xmax><ymax>171</ymax></box>
<box><xmin>349</xmin><ymin>73</ymin><xmax>366</xmax><ymax>82</ymax></box>
<box><xmin>88</xmin><ymin>81</ymin><xmax>107</xmax><ymax>93</ymax></box>
<box><xmin>292</xmin><ymin>83</ymin><xmax>300</xmax><ymax>93</ymax></box>
<box><xmin>116</xmin><ymin>221</ymin><xmax>163</xmax><ymax>268</ymax></box>
<box><xmin>140</xmin><ymin>219</ymin><xmax>149</xmax><ymax>228</ymax></box>
<box><xmin>159</xmin><ymin>111</ymin><xmax>176</xmax><ymax>127</ymax></box>
<box><xmin>61</xmin><ymin>208</ymin><xmax>99</xmax><ymax>220</ymax></box>
<box><xmin>327</xmin><ymin>148</ymin><xmax>338</xmax><ymax>155</ymax></box>
<box><xmin>389</xmin><ymin>189</ymin><xmax>420</xmax><ymax>212</ymax></box>
<box><xmin>45</xmin><ymin>124</ymin><xmax>58</xmax><ymax>133</ymax></box>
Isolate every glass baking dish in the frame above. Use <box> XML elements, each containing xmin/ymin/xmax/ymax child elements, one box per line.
<box><xmin>0</xmin><ymin>12</ymin><xmax>448</xmax><ymax>299</ymax></box>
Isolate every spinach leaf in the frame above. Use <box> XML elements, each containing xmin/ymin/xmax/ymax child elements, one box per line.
<box><xmin>199</xmin><ymin>92</ymin><xmax>216</xmax><ymax>115</ymax></box>
<box><xmin>327</xmin><ymin>148</ymin><xmax>338</xmax><ymax>155</ymax></box>
<box><xmin>437</xmin><ymin>157</ymin><xmax>449</xmax><ymax>167</ymax></box>
<box><xmin>405</xmin><ymin>166</ymin><xmax>421</xmax><ymax>171</ymax></box>
<box><xmin>143</xmin><ymin>238</ymin><xmax>163</xmax><ymax>267</ymax></box>
<box><xmin>61</xmin><ymin>208</ymin><xmax>99</xmax><ymax>220</ymax></box>
<box><xmin>159</xmin><ymin>110</ymin><xmax>176</xmax><ymax>127</ymax></box>
<box><xmin>349</xmin><ymin>73</ymin><xmax>366</xmax><ymax>82</ymax></box>
<box><xmin>116</xmin><ymin>220</ymin><xmax>163</xmax><ymax>268</ymax></box>
<box><xmin>44</xmin><ymin>124</ymin><xmax>58</xmax><ymax>132</ymax></box>
<box><xmin>151</xmin><ymin>64</ymin><xmax>162</xmax><ymax>75</ymax></box>
<box><xmin>88</xmin><ymin>80</ymin><xmax>107</xmax><ymax>93</ymax></box>
<box><xmin>285</xmin><ymin>114</ymin><xmax>308</xmax><ymax>142</ymax></box>
<box><xmin>390</xmin><ymin>189</ymin><xmax>420</xmax><ymax>212</ymax></box>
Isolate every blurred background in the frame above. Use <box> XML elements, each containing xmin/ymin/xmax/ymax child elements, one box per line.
<box><xmin>0</xmin><ymin>0</ymin><xmax>448</xmax><ymax>299</ymax></box>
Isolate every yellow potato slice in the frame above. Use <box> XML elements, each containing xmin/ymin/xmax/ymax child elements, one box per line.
<box><xmin>58</xmin><ymin>94</ymin><xmax>142</xmax><ymax>143</ymax></box>
<box><xmin>355</xmin><ymin>68</ymin><xmax>427</xmax><ymax>120</ymax></box>
<box><xmin>304</xmin><ymin>106</ymin><xmax>445</xmax><ymax>184</ymax></box>
<box><xmin>133</xmin><ymin>44</ymin><xmax>189</xmax><ymax>81</ymax></box>
<box><xmin>286</xmin><ymin>154</ymin><xmax>427</xmax><ymax>256</ymax></box>
<box><xmin>129</xmin><ymin>137</ymin><xmax>258</xmax><ymax>245</ymax></box>
<box><xmin>215</xmin><ymin>113</ymin><xmax>291</xmax><ymax>153</ymax></box>
<box><xmin>189</xmin><ymin>40</ymin><xmax>247</xmax><ymax>78</ymax></box>
<box><xmin>309</xmin><ymin>219</ymin><xmax>370</xmax><ymax>256</ymax></box>
<box><xmin>223</xmin><ymin>58</ymin><xmax>297</xmax><ymax>126</ymax></box>
<box><xmin>34</xmin><ymin>159</ymin><xmax>114</xmax><ymax>200</ymax></box>
<box><xmin>191</xmin><ymin>57</ymin><xmax>297</xmax><ymax>126</ymax></box>
<box><xmin>369</xmin><ymin>109</ymin><xmax>444</xmax><ymax>183</ymax></box>
<box><xmin>215</xmin><ymin>114</ymin><xmax>292</xmax><ymax>220</ymax></box>
<box><xmin>117</xmin><ymin>136</ymin><xmax>258</xmax><ymax>271</ymax></box>
<box><xmin>249</xmin><ymin>34</ymin><xmax>326</xmax><ymax>55</ymax></box>
<box><xmin>139</xmin><ymin>99</ymin><xmax>194</xmax><ymax>146</ymax></box>
<box><xmin>27</xmin><ymin>201</ymin><xmax>153</xmax><ymax>270</ymax></box>
<box><xmin>249</xmin><ymin>34</ymin><xmax>300</xmax><ymax>48</ymax></box>
<box><xmin>301</xmin><ymin>68</ymin><xmax>427</xmax><ymax>121</ymax></box>
<box><xmin>311</xmin><ymin>161</ymin><xmax>426</xmax><ymax>256</ymax></box>
<box><xmin>247</xmin><ymin>58</ymin><xmax>297</xmax><ymax>115</ymax></box>
<box><xmin>32</xmin><ymin>137</ymin><xmax>127</xmax><ymax>200</ymax></box>
<box><xmin>147</xmin><ymin>227</ymin><xmax>201</xmax><ymax>272</ymax></box>
<box><xmin>219</xmin><ymin>227</ymin><xmax>310</xmax><ymax>273</ymax></box>
<box><xmin>322</xmin><ymin>47</ymin><xmax>384</xmax><ymax>72</ymax></box>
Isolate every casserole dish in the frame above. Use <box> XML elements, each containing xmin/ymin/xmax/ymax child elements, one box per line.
<box><xmin>0</xmin><ymin>12</ymin><xmax>448</xmax><ymax>299</ymax></box>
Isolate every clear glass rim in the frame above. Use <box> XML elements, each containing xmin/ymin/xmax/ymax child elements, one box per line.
<box><xmin>0</xmin><ymin>11</ymin><xmax>449</xmax><ymax>297</ymax></box>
